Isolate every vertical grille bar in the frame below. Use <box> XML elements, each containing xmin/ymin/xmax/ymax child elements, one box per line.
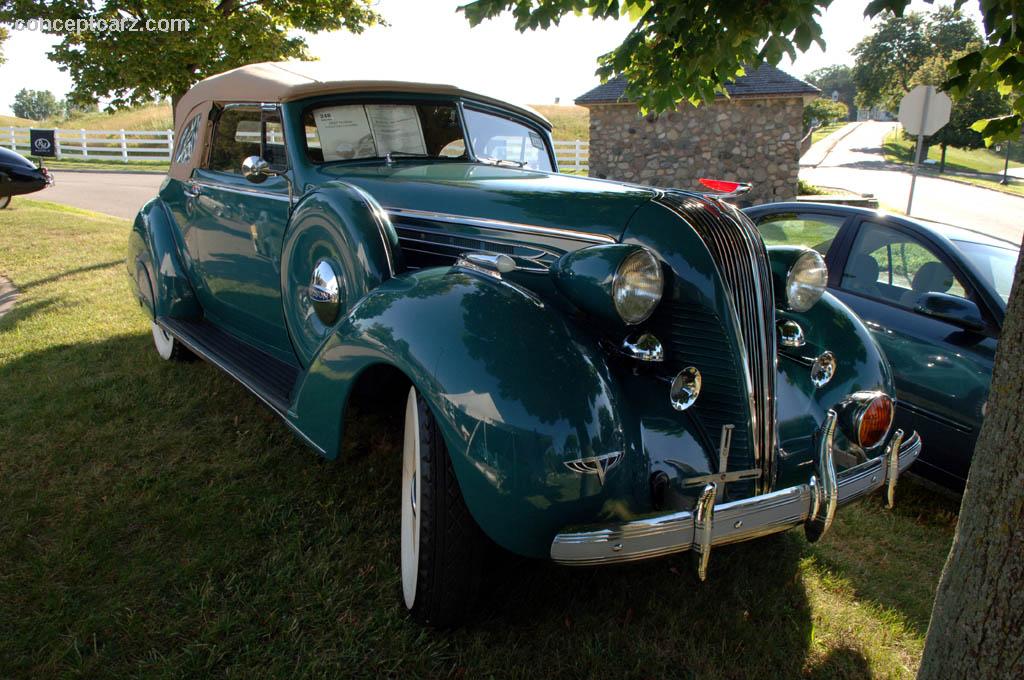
<box><xmin>656</xmin><ymin>192</ymin><xmax>778</xmax><ymax>492</ymax></box>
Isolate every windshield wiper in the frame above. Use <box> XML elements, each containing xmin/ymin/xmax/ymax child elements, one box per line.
<box><xmin>477</xmin><ymin>156</ymin><xmax>527</xmax><ymax>168</ymax></box>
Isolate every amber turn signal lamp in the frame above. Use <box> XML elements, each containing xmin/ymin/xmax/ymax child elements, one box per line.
<box><xmin>858</xmin><ymin>395</ymin><xmax>894</xmax><ymax>448</ymax></box>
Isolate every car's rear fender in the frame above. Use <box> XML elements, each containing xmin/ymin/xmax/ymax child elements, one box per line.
<box><xmin>126</xmin><ymin>198</ymin><xmax>201</xmax><ymax>320</ymax></box>
<box><xmin>286</xmin><ymin>266</ymin><xmax>653</xmax><ymax>557</ymax></box>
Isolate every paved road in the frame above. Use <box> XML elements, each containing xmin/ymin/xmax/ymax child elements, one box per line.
<box><xmin>802</xmin><ymin>121</ymin><xmax>1024</xmax><ymax>246</ymax></box>
<box><xmin>36</xmin><ymin>170</ymin><xmax>163</xmax><ymax>221</ymax></box>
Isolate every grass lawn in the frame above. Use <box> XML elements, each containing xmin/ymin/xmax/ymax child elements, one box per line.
<box><xmin>33</xmin><ymin>157</ymin><xmax>169</xmax><ymax>173</ymax></box>
<box><xmin>882</xmin><ymin>129</ymin><xmax>1024</xmax><ymax>197</ymax></box>
<box><xmin>811</xmin><ymin>122</ymin><xmax>847</xmax><ymax>145</ymax></box>
<box><xmin>0</xmin><ymin>200</ymin><xmax>957</xmax><ymax>678</ymax></box>
<box><xmin>882</xmin><ymin>128</ymin><xmax>1022</xmax><ymax>174</ymax></box>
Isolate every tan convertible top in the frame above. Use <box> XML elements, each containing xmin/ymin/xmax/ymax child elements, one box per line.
<box><xmin>169</xmin><ymin>61</ymin><xmax>551</xmax><ymax>179</ymax></box>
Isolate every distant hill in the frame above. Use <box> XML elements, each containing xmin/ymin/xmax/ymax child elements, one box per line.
<box><xmin>5</xmin><ymin>102</ymin><xmax>588</xmax><ymax>143</ymax></box>
<box><xmin>531</xmin><ymin>104</ymin><xmax>589</xmax><ymax>142</ymax></box>
<box><xmin>46</xmin><ymin>104</ymin><xmax>173</xmax><ymax>131</ymax></box>
<box><xmin>0</xmin><ymin>114</ymin><xmax>36</xmax><ymax>127</ymax></box>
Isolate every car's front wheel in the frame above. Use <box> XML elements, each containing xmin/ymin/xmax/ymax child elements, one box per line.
<box><xmin>0</xmin><ymin>195</ymin><xmax>10</xmax><ymax>210</ymax></box>
<box><xmin>150</xmin><ymin>321</ymin><xmax>193</xmax><ymax>362</ymax></box>
<box><xmin>401</xmin><ymin>386</ymin><xmax>485</xmax><ymax>626</ymax></box>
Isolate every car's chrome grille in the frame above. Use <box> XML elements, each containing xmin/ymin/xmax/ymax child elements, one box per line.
<box><xmin>648</xmin><ymin>302</ymin><xmax>754</xmax><ymax>500</ymax></box>
<box><xmin>656</xmin><ymin>192</ymin><xmax>778</xmax><ymax>491</ymax></box>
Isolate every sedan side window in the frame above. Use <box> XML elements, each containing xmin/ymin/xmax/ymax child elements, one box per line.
<box><xmin>208</xmin><ymin>107</ymin><xmax>262</xmax><ymax>173</ymax></box>
<box><xmin>755</xmin><ymin>212</ymin><xmax>844</xmax><ymax>255</ymax></box>
<box><xmin>841</xmin><ymin>221</ymin><xmax>967</xmax><ymax>308</ymax></box>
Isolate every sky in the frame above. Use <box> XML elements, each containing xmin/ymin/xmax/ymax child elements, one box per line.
<box><xmin>0</xmin><ymin>0</ymin><xmax>984</xmax><ymax>116</ymax></box>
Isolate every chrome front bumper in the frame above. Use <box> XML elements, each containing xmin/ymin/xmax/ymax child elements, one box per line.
<box><xmin>550</xmin><ymin>411</ymin><xmax>921</xmax><ymax>575</ymax></box>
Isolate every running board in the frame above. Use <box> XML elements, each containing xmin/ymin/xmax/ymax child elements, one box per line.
<box><xmin>156</xmin><ymin>316</ymin><xmax>299</xmax><ymax>415</ymax></box>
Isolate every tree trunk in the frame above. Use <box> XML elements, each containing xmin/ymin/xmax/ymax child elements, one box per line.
<box><xmin>170</xmin><ymin>92</ymin><xmax>186</xmax><ymax>129</ymax></box>
<box><xmin>939</xmin><ymin>144</ymin><xmax>947</xmax><ymax>174</ymax></box>
<box><xmin>918</xmin><ymin>249</ymin><xmax>1024</xmax><ymax>678</ymax></box>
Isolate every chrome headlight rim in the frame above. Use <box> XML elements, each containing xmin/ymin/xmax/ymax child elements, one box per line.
<box><xmin>785</xmin><ymin>249</ymin><xmax>828</xmax><ymax>313</ymax></box>
<box><xmin>612</xmin><ymin>247</ymin><xmax>664</xmax><ymax>325</ymax></box>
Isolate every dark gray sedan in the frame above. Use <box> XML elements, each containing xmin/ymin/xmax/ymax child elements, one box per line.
<box><xmin>745</xmin><ymin>202</ymin><xmax>1019</xmax><ymax>492</ymax></box>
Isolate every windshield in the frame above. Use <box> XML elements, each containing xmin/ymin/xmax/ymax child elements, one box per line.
<box><xmin>953</xmin><ymin>240</ymin><xmax>1019</xmax><ymax>304</ymax></box>
<box><xmin>304</xmin><ymin>103</ymin><xmax>467</xmax><ymax>162</ymax></box>
<box><xmin>463</xmin><ymin>108</ymin><xmax>553</xmax><ymax>171</ymax></box>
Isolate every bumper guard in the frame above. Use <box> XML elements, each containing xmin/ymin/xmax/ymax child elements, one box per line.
<box><xmin>550</xmin><ymin>410</ymin><xmax>921</xmax><ymax>575</ymax></box>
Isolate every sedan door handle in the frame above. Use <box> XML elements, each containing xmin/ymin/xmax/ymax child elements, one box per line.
<box><xmin>183</xmin><ymin>183</ymin><xmax>202</xmax><ymax>198</ymax></box>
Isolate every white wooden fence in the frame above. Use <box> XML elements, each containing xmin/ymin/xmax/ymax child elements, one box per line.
<box><xmin>553</xmin><ymin>139</ymin><xmax>588</xmax><ymax>171</ymax></box>
<box><xmin>3</xmin><ymin>126</ymin><xmax>173</xmax><ymax>161</ymax></box>
<box><xmin>2</xmin><ymin>125</ymin><xmax>590</xmax><ymax>170</ymax></box>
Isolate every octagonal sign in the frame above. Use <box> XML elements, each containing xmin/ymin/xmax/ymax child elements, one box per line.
<box><xmin>898</xmin><ymin>85</ymin><xmax>952</xmax><ymax>136</ymax></box>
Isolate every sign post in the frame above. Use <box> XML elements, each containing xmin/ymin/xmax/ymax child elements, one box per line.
<box><xmin>898</xmin><ymin>85</ymin><xmax>952</xmax><ymax>215</ymax></box>
<box><xmin>29</xmin><ymin>129</ymin><xmax>57</xmax><ymax>168</ymax></box>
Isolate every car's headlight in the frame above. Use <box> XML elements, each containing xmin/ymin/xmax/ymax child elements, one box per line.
<box><xmin>613</xmin><ymin>248</ymin><xmax>663</xmax><ymax>324</ymax></box>
<box><xmin>786</xmin><ymin>250</ymin><xmax>828</xmax><ymax>312</ymax></box>
<box><xmin>554</xmin><ymin>244</ymin><xmax>664</xmax><ymax>326</ymax></box>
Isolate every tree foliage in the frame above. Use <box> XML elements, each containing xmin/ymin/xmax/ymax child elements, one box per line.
<box><xmin>0</xmin><ymin>1</ymin><xmax>381</xmax><ymax>117</ymax></box>
<box><xmin>851</xmin><ymin>7</ymin><xmax>980</xmax><ymax>111</ymax></box>
<box><xmin>0</xmin><ymin>25</ymin><xmax>7</xmax><ymax>65</ymax></box>
<box><xmin>804</xmin><ymin>97</ymin><xmax>849</xmax><ymax>128</ymax></box>
<box><xmin>805</xmin><ymin>64</ymin><xmax>855</xmax><ymax>119</ymax></box>
<box><xmin>463</xmin><ymin>0</ymin><xmax>833</xmax><ymax>112</ymax></box>
<box><xmin>12</xmin><ymin>88</ymin><xmax>61</xmax><ymax>120</ymax></box>
<box><xmin>851</xmin><ymin>12</ymin><xmax>931</xmax><ymax>110</ymax></box>
<box><xmin>910</xmin><ymin>49</ymin><xmax>1009</xmax><ymax>160</ymax></box>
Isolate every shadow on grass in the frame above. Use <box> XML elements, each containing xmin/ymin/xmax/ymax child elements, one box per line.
<box><xmin>0</xmin><ymin>333</ymin><xmax>890</xmax><ymax>678</ymax></box>
<box><xmin>16</xmin><ymin>259</ymin><xmax>124</xmax><ymax>292</ymax></box>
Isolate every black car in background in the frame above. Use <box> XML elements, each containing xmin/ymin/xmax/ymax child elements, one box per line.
<box><xmin>745</xmin><ymin>202</ymin><xmax>1019</xmax><ymax>492</ymax></box>
<box><xmin>0</xmin><ymin>146</ymin><xmax>53</xmax><ymax>209</ymax></box>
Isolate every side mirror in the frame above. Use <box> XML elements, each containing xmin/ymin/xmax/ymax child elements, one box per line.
<box><xmin>915</xmin><ymin>292</ymin><xmax>985</xmax><ymax>331</ymax></box>
<box><xmin>241</xmin><ymin>155</ymin><xmax>274</xmax><ymax>184</ymax></box>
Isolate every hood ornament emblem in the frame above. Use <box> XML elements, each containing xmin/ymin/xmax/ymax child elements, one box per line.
<box><xmin>564</xmin><ymin>451</ymin><xmax>623</xmax><ymax>485</ymax></box>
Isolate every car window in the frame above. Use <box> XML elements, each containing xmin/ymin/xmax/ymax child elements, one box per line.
<box><xmin>841</xmin><ymin>221</ymin><xmax>967</xmax><ymax>308</ymax></box>
<box><xmin>755</xmin><ymin>212</ymin><xmax>844</xmax><ymax>254</ymax></box>
<box><xmin>303</xmin><ymin>103</ymin><xmax>465</xmax><ymax>162</ymax></box>
<box><xmin>953</xmin><ymin>239</ymin><xmax>1018</xmax><ymax>304</ymax></box>
<box><xmin>207</xmin><ymin>107</ymin><xmax>262</xmax><ymax>174</ymax></box>
<box><xmin>173</xmin><ymin>114</ymin><xmax>202</xmax><ymax>165</ymax></box>
<box><xmin>463</xmin><ymin>108</ymin><xmax>553</xmax><ymax>171</ymax></box>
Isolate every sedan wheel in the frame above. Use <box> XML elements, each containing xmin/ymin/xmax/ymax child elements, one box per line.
<box><xmin>400</xmin><ymin>386</ymin><xmax>485</xmax><ymax>626</ymax></box>
<box><xmin>0</xmin><ymin>195</ymin><xmax>10</xmax><ymax>210</ymax></box>
<box><xmin>150</xmin><ymin>321</ymin><xmax>193</xmax><ymax>361</ymax></box>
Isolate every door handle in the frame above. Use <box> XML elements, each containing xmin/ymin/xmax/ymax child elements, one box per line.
<box><xmin>183</xmin><ymin>183</ymin><xmax>202</xmax><ymax>199</ymax></box>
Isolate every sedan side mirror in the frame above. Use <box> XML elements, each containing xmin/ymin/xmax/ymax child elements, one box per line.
<box><xmin>241</xmin><ymin>155</ymin><xmax>276</xmax><ymax>184</ymax></box>
<box><xmin>915</xmin><ymin>292</ymin><xmax>985</xmax><ymax>331</ymax></box>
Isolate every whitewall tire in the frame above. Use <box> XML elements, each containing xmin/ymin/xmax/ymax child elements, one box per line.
<box><xmin>150</xmin><ymin>321</ymin><xmax>192</xmax><ymax>362</ymax></box>
<box><xmin>0</xmin><ymin>195</ymin><xmax>10</xmax><ymax>210</ymax></box>
<box><xmin>401</xmin><ymin>387</ymin><xmax>422</xmax><ymax>609</ymax></box>
<box><xmin>400</xmin><ymin>386</ymin><xmax>486</xmax><ymax>626</ymax></box>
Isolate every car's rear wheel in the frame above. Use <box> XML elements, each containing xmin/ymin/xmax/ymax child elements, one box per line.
<box><xmin>0</xmin><ymin>195</ymin><xmax>10</xmax><ymax>210</ymax></box>
<box><xmin>401</xmin><ymin>386</ymin><xmax>485</xmax><ymax>626</ymax></box>
<box><xmin>151</xmin><ymin>321</ymin><xmax>193</xmax><ymax>362</ymax></box>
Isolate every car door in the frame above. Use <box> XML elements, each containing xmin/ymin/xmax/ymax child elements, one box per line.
<box><xmin>186</xmin><ymin>105</ymin><xmax>296</xmax><ymax>363</ymax></box>
<box><xmin>832</xmin><ymin>218</ymin><xmax>996</xmax><ymax>488</ymax></box>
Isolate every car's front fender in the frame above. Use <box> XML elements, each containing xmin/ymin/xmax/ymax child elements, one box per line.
<box><xmin>126</xmin><ymin>198</ymin><xmax>200</xmax><ymax>320</ymax></box>
<box><xmin>287</xmin><ymin>266</ymin><xmax>640</xmax><ymax>557</ymax></box>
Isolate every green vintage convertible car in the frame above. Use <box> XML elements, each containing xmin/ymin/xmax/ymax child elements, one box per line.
<box><xmin>128</xmin><ymin>62</ymin><xmax>920</xmax><ymax>625</ymax></box>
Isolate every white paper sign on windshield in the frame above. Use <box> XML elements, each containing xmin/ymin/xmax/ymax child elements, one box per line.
<box><xmin>313</xmin><ymin>105</ymin><xmax>377</xmax><ymax>161</ymax></box>
<box><xmin>366</xmin><ymin>105</ymin><xmax>427</xmax><ymax>155</ymax></box>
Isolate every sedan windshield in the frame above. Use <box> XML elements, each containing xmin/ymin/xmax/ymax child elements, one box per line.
<box><xmin>304</xmin><ymin>103</ymin><xmax>467</xmax><ymax>162</ymax></box>
<box><xmin>954</xmin><ymin>240</ymin><xmax>1019</xmax><ymax>304</ymax></box>
<box><xmin>463</xmin><ymin>108</ymin><xmax>553</xmax><ymax>171</ymax></box>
